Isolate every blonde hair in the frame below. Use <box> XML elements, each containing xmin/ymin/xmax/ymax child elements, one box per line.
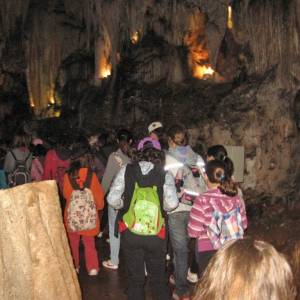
<box><xmin>291</xmin><ymin>241</ymin><xmax>300</xmax><ymax>298</ymax></box>
<box><xmin>193</xmin><ymin>238</ymin><xmax>296</xmax><ymax>300</ymax></box>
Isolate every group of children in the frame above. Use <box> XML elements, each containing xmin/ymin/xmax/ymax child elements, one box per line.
<box><xmin>0</xmin><ymin>123</ymin><xmax>297</xmax><ymax>300</ymax></box>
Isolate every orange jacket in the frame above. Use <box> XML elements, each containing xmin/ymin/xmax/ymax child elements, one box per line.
<box><xmin>63</xmin><ymin>168</ymin><xmax>104</xmax><ymax>236</ymax></box>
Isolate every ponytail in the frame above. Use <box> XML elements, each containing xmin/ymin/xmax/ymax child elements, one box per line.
<box><xmin>223</xmin><ymin>156</ymin><xmax>234</xmax><ymax>178</ymax></box>
<box><xmin>206</xmin><ymin>160</ymin><xmax>238</xmax><ymax>197</ymax></box>
<box><xmin>219</xmin><ymin>177</ymin><xmax>238</xmax><ymax>197</ymax></box>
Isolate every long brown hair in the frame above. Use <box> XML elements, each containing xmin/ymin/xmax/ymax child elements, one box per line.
<box><xmin>206</xmin><ymin>159</ymin><xmax>238</xmax><ymax>197</ymax></box>
<box><xmin>12</xmin><ymin>131</ymin><xmax>30</xmax><ymax>148</ymax></box>
<box><xmin>193</xmin><ymin>239</ymin><xmax>296</xmax><ymax>300</ymax></box>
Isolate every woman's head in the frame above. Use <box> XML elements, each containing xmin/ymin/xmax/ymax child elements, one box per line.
<box><xmin>167</xmin><ymin>124</ymin><xmax>188</xmax><ymax>148</ymax></box>
<box><xmin>12</xmin><ymin>131</ymin><xmax>30</xmax><ymax>148</ymax></box>
<box><xmin>117</xmin><ymin>129</ymin><xmax>133</xmax><ymax>156</ymax></box>
<box><xmin>205</xmin><ymin>159</ymin><xmax>237</xmax><ymax>196</ymax></box>
<box><xmin>207</xmin><ymin>145</ymin><xmax>234</xmax><ymax>178</ymax></box>
<box><xmin>207</xmin><ymin>145</ymin><xmax>227</xmax><ymax>161</ymax></box>
<box><xmin>193</xmin><ymin>238</ymin><xmax>296</xmax><ymax>300</ymax></box>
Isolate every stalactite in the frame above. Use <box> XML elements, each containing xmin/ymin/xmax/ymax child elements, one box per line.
<box><xmin>0</xmin><ymin>0</ymin><xmax>30</xmax><ymax>37</ymax></box>
<box><xmin>77</xmin><ymin>0</ymin><xmax>227</xmax><ymax>84</ymax></box>
<box><xmin>235</xmin><ymin>0</ymin><xmax>300</xmax><ymax>87</ymax></box>
<box><xmin>26</xmin><ymin>6</ymin><xmax>85</xmax><ymax>114</ymax></box>
<box><xmin>0</xmin><ymin>0</ymin><xmax>30</xmax><ymax>65</ymax></box>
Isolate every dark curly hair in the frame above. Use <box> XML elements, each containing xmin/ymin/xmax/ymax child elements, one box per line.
<box><xmin>132</xmin><ymin>147</ymin><xmax>165</xmax><ymax>166</ymax></box>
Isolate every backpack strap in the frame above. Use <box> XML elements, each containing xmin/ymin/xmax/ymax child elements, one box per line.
<box><xmin>24</xmin><ymin>152</ymin><xmax>32</xmax><ymax>163</ymax></box>
<box><xmin>69</xmin><ymin>174</ymin><xmax>80</xmax><ymax>190</ymax></box>
<box><xmin>84</xmin><ymin>170</ymin><xmax>93</xmax><ymax>188</ymax></box>
<box><xmin>10</xmin><ymin>149</ymin><xmax>31</xmax><ymax>162</ymax></box>
<box><xmin>9</xmin><ymin>150</ymin><xmax>17</xmax><ymax>161</ymax></box>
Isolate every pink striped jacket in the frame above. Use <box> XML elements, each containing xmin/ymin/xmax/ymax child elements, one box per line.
<box><xmin>188</xmin><ymin>188</ymin><xmax>247</xmax><ymax>252</ymax></box>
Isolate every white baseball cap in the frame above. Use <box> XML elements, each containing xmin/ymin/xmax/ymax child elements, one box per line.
<box><xmin>148</xmin><ymin>121</ymin><xmax>163</xmax><ymax>134</ymax></box>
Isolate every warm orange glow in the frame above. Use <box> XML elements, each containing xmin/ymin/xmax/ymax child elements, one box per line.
<box><xmin>29</xmin><ymin>96</ymin><xmax>35</xmax><ymax>108</ymax></box>
<box><xmin>184</xmin><ymin>11</ymin><xmax>215</xmax><ymax>80</ymax></box>
<box><xmin>131</xmin><ymin>31</ymin><xmax>139</xmax><ymax>44</ymax></box>
<box><xmin>99</xmin><ymin>57</ymin><xmax>112</xmax><ymax>79</ymax></box>
<box><xmin>54</xmin><ymin>110</ymin><xmax>61</xmax><ymax>117</ymax></box>
<box><xmin>100</xmin><ymin>65</ymin><xmax>112</xmax><ymax>78</ymax></box>
<box><xmin>227</xmin><ymin>6</ymin><xmax>233</xmax><ymax>29</ymax></box>
<box><xmin>193</xmin><ymin>65</ymin><xmax>215</xmax><ymax>79</ymax></box>
<box><xmin>49</xmin><ymin>94</ymin><xmax>55</xmax><ymax>104</ymax></box>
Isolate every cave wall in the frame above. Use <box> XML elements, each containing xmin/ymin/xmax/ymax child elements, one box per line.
<box><xmin>234</xmin><ymin>0</ymin><xmax>300</xmax><ymax>87</ymax></box>
<box><xmin>189</xmin><ymin>73</ymin><xmax>300</xmax><ymax>203</ymax></box>
<box><xmin>0</xmin><ymin>0</ymin><xmax>300</xmax><ymax>203</ymax></box>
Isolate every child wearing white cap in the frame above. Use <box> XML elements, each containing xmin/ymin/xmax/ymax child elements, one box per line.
<box><xmin>148</xmin><ymin>121</ymin><xmax>163</xmax><ymax>141</ymax></box>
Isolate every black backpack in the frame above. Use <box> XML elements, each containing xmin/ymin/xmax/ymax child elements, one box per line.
<box><xmin>8</xmin><ymin>150</ymin><xmax>32</xmax><ymax>187</ymax></box>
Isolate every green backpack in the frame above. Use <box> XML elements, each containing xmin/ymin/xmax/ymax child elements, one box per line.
<box><xmin>123</xmin><ymin>182</ymin><xmax>165</xmax><ymax>236</ymax></box>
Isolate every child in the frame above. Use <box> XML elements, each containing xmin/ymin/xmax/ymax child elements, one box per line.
<box><xmin>192</xmin><ymin>238</ymin><xmax>296</xmax><ymax>300</ymax></box>
<box><xmin>165</xmin><ymin>124</ymin><xmax>206</xmax><ymax>299</ymax></box>
<box><xmin>43</xmin><ymin>134</ymin><xmax>71</xmax><ymax>194</ymax></box>
<box><xmin>101</xmin><ymin>129</ymin><xmax>133</xmax><ymax>270</ymax></box>
<box><xmin>107</xmin><ymin>140</ymin><xmax>178</xmax><ymax>300</ymax></box>
<box><xmin>4</xmin><ymin>131</ymin><xmax>32</xmax><ymax>187</ymax></box>
<box><xmin>63</xmin><ymin>146</ymin><xmax>104</xmax><ymax>276</ymax></box>
<box><xmin>31</xmin><ymin>144</ymin><xmax>47</xmax><ymax>181</ymax></box>
<box><xmin>188</xmin><ymin>159</ymin><xmax>247</xmax><ymax>278</ymax></box>
<box><xmin>206</xmin><ymin>144</ymin><xmax>246</xmax><ymax>210</ymax></box>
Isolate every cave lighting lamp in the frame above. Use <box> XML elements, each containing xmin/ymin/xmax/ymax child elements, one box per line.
<box><xmin>193</xmin><ymin>65</ymin><xmax>214</xmax><ymax>79</ymax></box>
<box><xmin>131</xmin><ymin>31</ymin><xmax>139</xmax><ymax>44</ymax></box>
<box><xmin>100</xmin><ymin>65</ymin><xmax>112</xmax><ymax>78</ymax></box>
<box><xmin>49</xmin><ymin>93</ymin><xmax>55</xmax><ymax>104</ymax></box>
<box><xmin>227</xmin><ymin>5</ymin><xmax>233</xmax><ymax>29</ymax></box>
<box><xmin>29</xmin><ymin>97</ymin><xmax>35</xmax><ymax>108</ymax></box>
<box><xmin>99</xmin><ymin>60</ymin><xmax>112</xmax><ymax>79</ymax></box>
<box><xmin>54</xmin><ymin>110</ymin><xmax>61</xmax><ymax>118</ymax></box>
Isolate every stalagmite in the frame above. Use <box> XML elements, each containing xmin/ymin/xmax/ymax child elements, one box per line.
<box><xmin>0</xmin><ymin>181</ymin><xmax>81</xmax><ymax>300</ymax></box>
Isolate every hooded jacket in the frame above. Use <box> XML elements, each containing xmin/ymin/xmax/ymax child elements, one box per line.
<box><xmin>107</xmin><ymin>161</ymin><xmax>178</xmax><ymax>212</ymax></box>
<box><xmin>43</xmin><ymin>148</ymin><xmax>71</xmax><ymax>193</ymax></box>
<box><xmin>165</xmin><ymin>145</ymin><xmax>206</xmax><ymax>213</ymax></box>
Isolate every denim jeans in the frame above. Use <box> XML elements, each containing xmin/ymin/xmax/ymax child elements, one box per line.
<box><xmin>168</xmin><ymin>211</ymin><xmax>190</xmax><ymax>296</ymax></box>
<box><xmin>108</xmin><ymin>205</ymin><xmax>120</xmax><ymax>265</ymax></box>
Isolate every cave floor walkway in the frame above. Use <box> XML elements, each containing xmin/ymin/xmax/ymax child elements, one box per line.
<box><xmin>77</xmin><ymin>233</ymin><xmax>195</xmax><ymax>300</ymax></box>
